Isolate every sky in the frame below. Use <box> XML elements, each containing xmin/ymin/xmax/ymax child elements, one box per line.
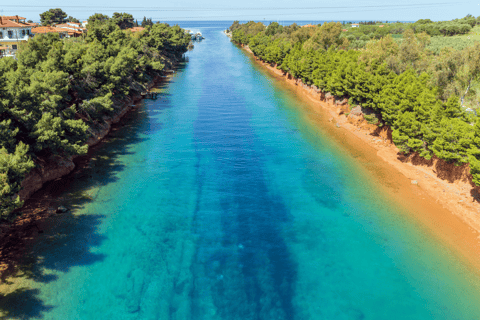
<box><xmin>1</xmin><ymin>0</ymin><xmax>478</xmax><ymax>22</ymax></box>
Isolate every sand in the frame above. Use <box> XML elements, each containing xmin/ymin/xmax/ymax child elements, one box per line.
<box><xmin>243</xmin><ymin>46</ymin><xmax>480</xmax><ymax>273</ymax></box>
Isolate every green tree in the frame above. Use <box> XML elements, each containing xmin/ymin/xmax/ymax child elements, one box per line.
<box><xmin>87</xmin><ymin>13</ymin><xmax>110</xmax><ymax>29</ymax></box>
<box><xmin>266</xmin><ymin>22</ymin><xmax>282</xmax><ymax>36</ymax></box>
<box><xmin>431</xmin><ymin>118</ymin><xmax>472</xmax><ymax>163</ymax></box>
<box><xmin>40</xmin><ymin>8</ymin><xmax>67</xmax><ymax>26</ymax></box>
<box><xmin>67</xmin><ymin>16</ymin><xmax>80</xmax><ymax>23</ymax></box>
<box><xmin>112</xmin><ymin>12</ymin><xmax>134</xmax><ymax>30</ymax></box>
<box><xmin>141</xmin><ymin>17</ymin><xmax>154</xmax><ymax>27</ymax></box>
<box><xmin>303</xmin><ymin>22</ymin><xmax>342</xmax><ymax>51</ymax></box>
<box><xmin>0</xmin><ymin>143</ymin><xmax>34</xmax><ymax>217</ymax></box>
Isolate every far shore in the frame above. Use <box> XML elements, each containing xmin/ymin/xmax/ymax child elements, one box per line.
<box><xmin>241</xmin><ymin>45</ymin><xmax>480</xmax><ymax>274</ymax></box>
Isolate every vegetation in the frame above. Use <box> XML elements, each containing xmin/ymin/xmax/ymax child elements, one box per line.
<box><xmin>67</xmin><ymin>16</ymin><xmax>80</xmax><ymax>24</ymax></box>
<box><xmin>40</xmin><ymin>8</ymin><xmax>68</xmax><ymax>26</ymax></box>
<box><xmin>0</xmin><ymin>13</ymin><xmax>190</xmax><ymax>217</ymax></box>
<box><xmin>230</xmin><ymin>19</ymin><xmax>480</xmax><ymax>185</ymax></box>
<box><xmin>141</xmin><ymin>17</ymin><xmax>154</xmax><ymax>28</ymax></box>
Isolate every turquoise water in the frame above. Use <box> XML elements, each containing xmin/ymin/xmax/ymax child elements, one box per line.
<box><xmin>4</xmin><ymin>24</ymin><xmax>480</xmax><ymax>319</ymax></box>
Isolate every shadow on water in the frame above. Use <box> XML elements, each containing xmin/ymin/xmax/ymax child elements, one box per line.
<box><xmin>0</xmin><ymin>66</ymin><xmax>186</xmax><ymax>318</ymax></box>
<box><xmin>0</xmin><ymin>211</ymin><xmax>107</xmax><ymax>318</ymax></box>
<box><xmin>0</xmin><ymin>288</ymin><xmax>53</xmax><ymax>320</ymax></box>
<box><xmin>189</xmin><ymin>54</ymin><xmax>297</xmax><ymax>319</ymax></box>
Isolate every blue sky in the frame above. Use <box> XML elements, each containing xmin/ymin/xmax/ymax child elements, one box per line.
<box><xmin>2</xmin><ymin>0</ymin><xmax>478</xmax><ymax>22</ymax></box>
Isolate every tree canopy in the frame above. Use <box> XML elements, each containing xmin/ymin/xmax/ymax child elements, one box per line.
<box><xmin>230</xmin><ymin>19</ymin><xmax>480</xmax><ymax>186</ymax></box>
<box><xmin>0</xmin><ymin>13</ymin><xmax>191</xmax><ymax>217</ymax></box>
<box><xmin>40</xmin><ymin>8</ymin><xmax>68</xmax><ymax>26</ymax></box>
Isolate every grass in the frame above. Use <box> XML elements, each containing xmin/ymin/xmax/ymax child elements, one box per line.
<box><xmin>427</xmin><ymin>26</ymin><xmax>480</xmax><ymax>53</ymax></box>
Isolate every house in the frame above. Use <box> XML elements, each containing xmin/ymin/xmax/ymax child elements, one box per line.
<box><xmin>378</xmin><ymin>25</ymin><xmax>384</xmax><ymax>28</ymax></box>
<box><xmin>0</xmin><ymin>15</ymin><xmax>36</xmax><ymax>54</ymax></box>
<box><xmin>81</xmin><ymin>21</ymin><xmax>88</xmax><ymax>28</ymax></box>
<box><xmin>55</xmin><ymin>22</ymin><xmax>86</xmax><ymax>37</ymax></box>
<box><xmin>31</xmin><ymin>26</ymin><xmax>69</xmax><ymax>39</ymax></box>
<box><xmin>302</xmin><ymin>24</ymin><xmax>316</xmax><ymax>28</ymax></box>
<box><xmin>351</xmin><ymin>23</ymin><xmax>359</xmax><ymax>28</ymax></box>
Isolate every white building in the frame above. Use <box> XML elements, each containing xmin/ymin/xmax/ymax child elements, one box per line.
<box><xmin>55</xmin><ymin>22</ymin><xmax>86</xmax><ymax>37</ymax></box>
<box><xmin>0</xmin><ymin>15</ymin><xmax>35</xmax><ymax>57</ymax></box>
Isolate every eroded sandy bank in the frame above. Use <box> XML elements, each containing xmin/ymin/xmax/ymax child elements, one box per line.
<box><xmin>242</xmin><ymin>45</ymin><xmax>480</xmax><ymax>272</ymax></box>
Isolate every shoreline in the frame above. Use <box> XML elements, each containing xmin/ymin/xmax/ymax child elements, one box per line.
<box><xmin>241</xmin><ymin>45</ymin><xmax>480</xmax><ymax>273</ymax></box>
<box><xmin>0</xmin><ymin>69</ymin><xmax>179</xmax><ymax>281</ymax></box>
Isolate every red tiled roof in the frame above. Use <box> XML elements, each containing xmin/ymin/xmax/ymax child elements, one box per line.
<box><xmin>2</xmin><ymin>15</ymin><xmax>26</xmax><ymax>20</ymax></box>
<box><xmin>129</xmin><ymin>27</ymin><xmax>145</xmax><ymax>32</ymax></box>
<box><xmin>31</xmin><ymin>26</ymin><xmax>68</xmax><ymax>34</ymax></box>
<box><xmin>66</xmin><ymin>30</ymin><xmax>83</xmax><ymax>36</ymax></box>
<box><xmin>302</xmin><ymin>24</ymin><xmax>316</xmax><ymax>28</ymax></box>
<box><xmin>0</xmin><ymin>15</ymin><xmax>32</xmax><ymax>28</ymax></box>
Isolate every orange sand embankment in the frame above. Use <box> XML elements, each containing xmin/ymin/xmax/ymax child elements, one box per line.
<box><xmin>243</xmin><ymin>45</ymin><xmax>480</xmax><ymax>273</ymax></box>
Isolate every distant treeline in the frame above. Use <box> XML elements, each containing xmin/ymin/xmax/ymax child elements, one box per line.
<box><xmin>229</xmin><ymin>19</ymin><xmax>480</xmax><ymax>186</ymax></box>
<box><xmin>0</xmin><ymin>13</ymin><xmax>190</xmax><ymax>216</ymax></box>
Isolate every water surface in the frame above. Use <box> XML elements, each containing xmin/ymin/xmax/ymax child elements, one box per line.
<box><xmin>3</xmin><ymin>23</ymin><xmax>480</xmax><ymax>320</ymax></box>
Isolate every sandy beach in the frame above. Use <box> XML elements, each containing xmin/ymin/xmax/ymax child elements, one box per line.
<box><xmin>243</xmin><ymin>45</ymin><xmax>480</xmax><ymax>273</ymax></box>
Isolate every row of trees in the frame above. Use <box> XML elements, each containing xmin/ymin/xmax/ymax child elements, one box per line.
<box><xmin>38</xmin><ymin>8</ymin><xmax>157</xmax><ymax>29</ymax></box>
<box><xmin>39</xmin><ymin>8</ymin><xmax>152</xmax><ymax>28</ymax></box>
<box><xmin>230</xmin><ymin>20</ymin><xmax>480</xmax><ymax>186</ymax></box>
<box><xmin>0</xmin><ymin>14</ymin><xmax>191</xmax><ymax>216</ymax></box>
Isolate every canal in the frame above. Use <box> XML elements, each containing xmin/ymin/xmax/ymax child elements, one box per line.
<box><xmin>3</xmin><ymin>22</ymin><xmax>480</xmax><ymax>320</ymax></box>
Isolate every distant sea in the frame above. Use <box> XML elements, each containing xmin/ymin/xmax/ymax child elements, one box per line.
<box><xmin>157</xmin><ymin>20</ymin><xmax>415</xmax><ymax>30</ymax></box>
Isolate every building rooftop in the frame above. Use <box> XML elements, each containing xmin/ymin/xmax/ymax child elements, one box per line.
<box><xmin>0</xmin><ymin>15</ymin><xmax>36</xmax><ymax>28</ymax></box>
<box><xmin>2</xmin><ymin>15</ymin><xmax>26</xmax><ymax>21</ymax></box>
<box><xmin>31</xmin><ymin>26</ymin><xmax>68</xmax><ymax>34</ymax></box>
<box><xmin>55</xmin><ymin>23</ymin><xmax>86</xmax><ymax>31</ymax></box>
